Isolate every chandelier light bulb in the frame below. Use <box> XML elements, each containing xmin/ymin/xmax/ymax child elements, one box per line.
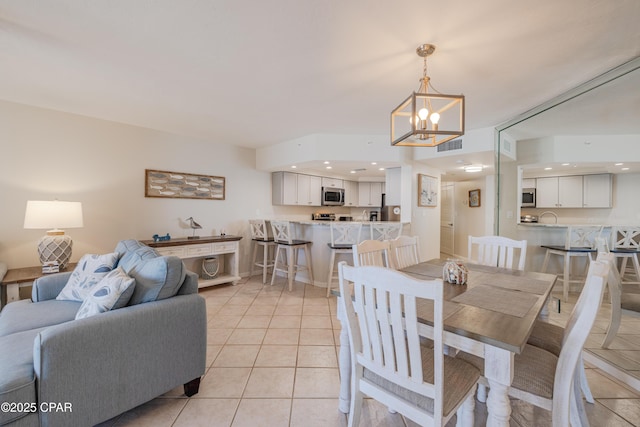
<box><xmin>430</xmin><ymin>112</ymin><xmax>440</xmax><ymax>124</ymax></box>
<box><xmin>418</xmin><ymin>108</ymin><xmax>429</xmax><ymax>120</ymax></box>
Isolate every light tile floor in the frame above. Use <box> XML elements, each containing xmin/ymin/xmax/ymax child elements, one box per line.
<box><xmin>98</xmin><ymin>276</ymin><xmax>640</xmax><ymax>427</ymax></box>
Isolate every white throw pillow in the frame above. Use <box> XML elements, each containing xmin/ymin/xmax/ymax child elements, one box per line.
<box><xmin>57</xmin><ymin>252</ymin><xmax>119</xmax><ymax>302</ymax></box>
<box><xmin>75</xmin><ymin>267</ymin><xmax>135</xmax><ymax>319</ymax></box>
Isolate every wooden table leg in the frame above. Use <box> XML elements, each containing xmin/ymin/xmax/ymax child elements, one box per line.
<box><xmin>484</xmin><ymin>346</ymin><xmax>514</xmax><ymax>427</ymax></box>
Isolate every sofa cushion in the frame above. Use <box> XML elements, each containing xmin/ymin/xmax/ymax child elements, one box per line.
<box><xmin>128</xmin><ymin>255</ymin><xmax>187</xmax><ymax>305</ymax></box>
<box><xmin>75</xmin><ymin>267</ymin><xmax>136</xmax><ymax>319</ymax></box>
<box><xmin>117</xmin><ymin>245</ymin><xmax>159</xmax><ymax>274</ymax></box>
<box><xmin>57</xmin><ymin>252</ymin><xmax>120</xmax><ymax>302</ymax></box>
<box><xmin>0</xmin><ymin>299</ymin><xmax>81</xmax><ymax>337</ymax></box>
<box><xmin>0</xmin><ymin>328</ymin><xmax>46</xmax><ymax>425</ymax></box>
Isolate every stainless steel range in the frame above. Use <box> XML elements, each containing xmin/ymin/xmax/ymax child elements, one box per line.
<box><xmin>312</xmin><ymin>213</ymin><xmax>336</xmax><ymax>221</ymax></box>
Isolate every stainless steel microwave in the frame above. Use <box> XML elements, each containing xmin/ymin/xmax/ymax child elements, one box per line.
<box><xmin>322</xmin><ymin>187</ymin><xmax>345</xmax><ymax>206</ymax></box>
<box><xmin>522</xmin><ymin>188</ymin><xmax>536</xmax><ymax>207</ymax></box>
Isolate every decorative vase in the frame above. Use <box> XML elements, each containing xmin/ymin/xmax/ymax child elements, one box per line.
<box><xmin>442</xmin><ymin>259</ymin><xmax>468</xmax><ymax>285</ymax></box>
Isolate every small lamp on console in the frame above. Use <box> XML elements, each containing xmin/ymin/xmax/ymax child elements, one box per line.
<box><xmin>24</xmin><ymin>200</ymin><xmax>84</xmax><ymax>270</ymax></box>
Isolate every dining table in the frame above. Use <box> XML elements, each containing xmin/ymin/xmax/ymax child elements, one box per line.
<box><xmin>334</xmin><ymin>258</ymin><xmax>557</xmax><ymax>427</ymax></box>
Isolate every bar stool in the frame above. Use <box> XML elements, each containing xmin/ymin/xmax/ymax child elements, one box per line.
<box><xmin>370</xmin><ymin>222</ymin><xmax>402</xmax><ymax>241</ymax></box>
<box><xmin>326</xmin><ymin>222</ymin><xmax>362</xmax><ymax>297</ymax></box>
<box><xmin>249</xmin><ymin>219</ymin><xmax>276</xmax><ymax>284</ymax></box>
<box><xmin>270</xmin><ymin>220</ymin><xmax>314</xmax><ymax>291</ymax></box>
<box><xmin>610</xmin><ymin>226</ymin><xmax>640</xmax><ymax>284</ymax></box>
<box><xmin>541</xmin><ymin>225</ymin><xmax>603</xmax><ymax>301</ymax></box>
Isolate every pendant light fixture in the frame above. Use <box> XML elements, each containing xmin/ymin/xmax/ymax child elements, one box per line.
<box><xmin>391</xmin><ymin>44</ymin><xmax>465</xmax><ymax>147</ymax></box>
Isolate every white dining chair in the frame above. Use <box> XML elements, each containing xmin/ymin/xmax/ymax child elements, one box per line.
<box><xmin>326</xmin><ymin>222</ymin><xmax>362</xmax><ymax>297</ymax></box>
<box><xmin>459</xmin><ymin>259</ymin><xmax>609</xmax><ymax>427</ymax></box>
<box><xmin>541</xmin><ymin>225</ymin><xmax>603</xmax><ymax>301</ymax></box>
<box><xmin>467</xmin><ymin>235</ymin><xmax>527</xmax><ymax>270</ymax></box>
<box><xmin>388</xmin><ymin>235</ymin><xmax>420</xmax><ymax>270</ymax></box>
<box><xmin>338</xmin><ymin>263</ymin><xmax>480</xmax><ymax>427</ymax></box>
<box><xmin>270</xmin><ymin>220</ymin><xmax>314</xmax><ymax>291</ymax></box>
<box><xmin>249</xmin><ymin>219</ymin><xmax>276</xmax><ymax>284</ymax></box>
<box><xmin>370</xmin><ymin>222</ymin><xmax>402</xmax><ymax>241</ymax></box>
<box><xmin>352</xmin><ymin>239</ymin><xmax>390</xmax><ymax>267</ymax></box>
<box><xmin>467</xmin><ymin>235</ymin><xmax>528</xmax><ymax>403</ymax></box>
<box><xmin>597</xmin><ymin>239</ymin><xmax>640</xmax><ymax>349</ymax></box>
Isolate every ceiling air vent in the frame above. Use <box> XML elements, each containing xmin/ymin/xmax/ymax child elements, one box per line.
<box><xmin>437</xmin><ymin>138</ymin><xmax>462</xmax><ymax>152</ymax></box>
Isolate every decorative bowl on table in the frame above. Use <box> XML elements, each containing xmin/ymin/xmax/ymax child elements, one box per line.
<box><xmin>442</xmin><ymin>259</ymin><xmax>468</xmax><ymax>285</ymax></box>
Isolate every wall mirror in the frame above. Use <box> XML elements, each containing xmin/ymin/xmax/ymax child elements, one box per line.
<box><xmin>495</xmin><ymin>57</ymin><xmax>640</xmax><ymax>390</ymax></box>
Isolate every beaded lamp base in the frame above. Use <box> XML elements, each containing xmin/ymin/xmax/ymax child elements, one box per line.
<box><xmin>38</xmin><ymin>234</ymin><xmax>73</xmax><ymax>269</ymax></box>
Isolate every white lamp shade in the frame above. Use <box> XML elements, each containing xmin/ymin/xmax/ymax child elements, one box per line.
<box><xmin>24</xmin><ymin>201</ymin><xmax>84</xmax><ymax>230</ymax></box>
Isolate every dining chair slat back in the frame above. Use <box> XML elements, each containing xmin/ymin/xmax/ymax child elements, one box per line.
<box><xmin>389</xmin><ymin>235</ymin><xmax>420</xmax><ymax>270</ymax></box>
<box><xmin>468</xmin><ymin>235</ymin><xmax>527</xmax><ymax>271</ymax></box>
<box><xmin>338</xmin><ymin>263</ymin><xmax>480</xmax><ymax>426</ymax></box>
<box><xmin>352</xmin><ymin>240</ymin><xmax>391</xmax><ymax>268</ymax></box>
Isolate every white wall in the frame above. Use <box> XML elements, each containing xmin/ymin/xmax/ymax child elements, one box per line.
<box><xmin>0</xmin><ymin>100</ymin><xmax>273</xmax><ymax>272</ymax></box>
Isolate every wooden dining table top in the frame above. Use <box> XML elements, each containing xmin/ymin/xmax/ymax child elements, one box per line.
<box><xmin>400</xmin><ymin>259</ymin><xmax>557</xmax><ymax>355</ymax></box>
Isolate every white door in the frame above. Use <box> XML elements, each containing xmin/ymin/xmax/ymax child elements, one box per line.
<box><xmin>440</xmin><ymin>183</ymin><xmax>455</xmax><ymax>256</ymax></box>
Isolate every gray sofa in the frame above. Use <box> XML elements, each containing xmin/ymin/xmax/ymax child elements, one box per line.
<box><xmin>0</xmin><ymin>240</ymin><xmax>207</xmax><ymax>426</ymax></box>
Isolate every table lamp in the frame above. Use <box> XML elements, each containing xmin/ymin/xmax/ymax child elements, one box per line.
<box><xmin>24</xmin><ymin>200</ymin><xmax>84</xmax><ymax>270</ymax></box>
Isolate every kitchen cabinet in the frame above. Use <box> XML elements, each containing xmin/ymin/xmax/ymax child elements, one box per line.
<box><xmin>343</xmin><ymin>180</ymin><xmax>359</xmax><ymax>207</ymax></box>
<box><xmin>536</xmin><ymin>176</ymin><xmax>583</xmax><ymax>208</ymax></box>
<box><xmin>272</xmin><ymin>171</ymin><xmax>321</xmax><ymax>206</ymax></box>
<box><xmin>522</xmin><ymin>178</ymin><xmax>536</xmax><ymax>189</ymax></box>
<box><xmin>321</xmin><ymin>177</ymin><xmax>343</xmax><ymax>188</ymax></box>
<box><xmin>358</xmin><ymin>182</ymin><xmax>383</xmax><ymax>207</ymax></box>
<box><xmin>297</xmin><ymin>174</ymin><xmax>322</xmax><ymax>206</ymax></box>
<box><xmin>583</xmin><ymin>173</ymin><xmax>612</xmax><ymax>208</ymax></box>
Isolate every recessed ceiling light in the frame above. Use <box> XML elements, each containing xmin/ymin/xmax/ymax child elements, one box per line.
<box><xmin>326</xmin><ymin>166</ymin><xmax>332</xmax><ymax>169</ymax></box>
<box><xmin>291</xmin><ymin>165</ymin><xmax>297</xmax><ymax>169</ymax></box>
<box><xmin>371</xmin><ymin>162</ymin><xmax>377</xmax><ymax>165</ymax></box>
<box><xmin>562</xmin><ymin>163</ymin><xmax>570</xmax><ymax>166</ymax></box>
<box><xmin>544</xmin><ymin>167</ymin><xmax>552</xmax><ymax>170</ymax></box>
<box><xmin>622</xmin><ymin>167</ymin><xmax>630</xmax><ymax>171</ymax></box>
<box><xmin>350</xmin><ymin>170</ymin><xmax>356</xmax><ymax>174</ymax></box>
<box><xmin>615</xmin><ymin>163</ymin><xmax>624</xmax><ymax>166</ymax></box>
<box><xmin>379</xmin><ymin>167</ymin><xmax>385</xmax><ymax>171</ymax></box>
<box><xmin>323</xmin><ymin>161</ymin><xmax>330</xmax><ymax>164</ymax></box>
<box><xmin>463</xmin><ymin>165</ymin><xmax>483</xmax><ymax>173</ymax></box>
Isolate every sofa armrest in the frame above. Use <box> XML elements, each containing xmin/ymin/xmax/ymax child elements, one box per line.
<box><xmin>32</xmin><ymin>272</ymin><xmax>73</xmax><ymax>302</ymax></box>
<box><xmin>33</xmin><ymin>293</ymin><xmax>207</xmax><ymax>426</ymax></box>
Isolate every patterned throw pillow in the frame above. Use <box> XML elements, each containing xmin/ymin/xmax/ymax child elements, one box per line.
<box><xmin>75</xmin><ymin>267</ymin><xmax>135</xmax><ymax>319</ymax></box>
<box><xmin>56</xmin><ymin>252</ymin><xmax>119</xmax><ymax>302</ymax></box>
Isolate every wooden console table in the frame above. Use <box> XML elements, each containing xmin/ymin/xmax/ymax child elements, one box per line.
<box><xmin>1</xmin><ymin>263</ymin><xmax>76</xmax><ymax>308</ymax></box>
<box><xmin>141</xmin><ymin>236</ymin><xmax>242</xmax><ymax>288</ymax></box>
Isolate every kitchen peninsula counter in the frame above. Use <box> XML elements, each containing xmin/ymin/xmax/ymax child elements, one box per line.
<box><xmin>272</xmin><ymin>220</ymin><xmax>409</xmax><ymax>289</ymax></box>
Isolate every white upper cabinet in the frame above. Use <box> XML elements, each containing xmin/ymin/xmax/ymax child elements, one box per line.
<box><xmin>536</xmin><ymin>176</ymin><xmax>583</xmax><ymax>208</ymax></box>
<box><xmin>343</xmin><ymin>180</ymin><xmax>359</xmax><ymax>207</ymax></box>
<box><xmin>272</xmin><ymin>172</ymin><xmax>321</xmax><ymax>206</ymax></box>
<box><xmin>358</xmin><ymin>182</ymin><xmax>383</xmax><ymax>207</ymax></box>
<box><xmin>583</xmin><ymin>174</ymin><xmax>613</xmax><ymax>208</ymax></box>
<box><xmin>522</xmin><ymin>178</ymin><xmax>536</xmax><ymax>189</ymax></box>
<box><xmin>296</xmin><ymin>174</ymin><xmax>322</xmax><ymax>206</ymax></box>
<box><xmin>321</xmin><ymin>177</ymin><xmax>344</xmax><ymax>188</ymax></box>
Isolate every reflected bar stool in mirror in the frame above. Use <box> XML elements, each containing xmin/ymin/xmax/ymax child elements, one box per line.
<box><xmin>270</xmin><ymin>220</ymin><xmax>314</xmax><ymax>291</ymax></box>
<box><xmin>326</xmin><ymin>222</ymin><xmax>362</xmax><ymax>297</ymax></box>
<box><xmin>249</xmin><ymin>219</ymin><xmax>276</xmax><ymax>284</ymax></box>
<box><xmin>541</xmin><ymin>225</ymin><xmax>603</xmax><ymax>302</ymax></box>
<box><xmin>610</xmin><ymin>226</ymin><xmax>640</xmax><ymax>285</ymax></box>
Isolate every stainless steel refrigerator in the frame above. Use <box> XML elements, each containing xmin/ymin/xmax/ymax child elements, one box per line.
<box><xmin>380</xmin><ymin>194</ymin><xmax>401</xmax><ymax>221</ymax></box>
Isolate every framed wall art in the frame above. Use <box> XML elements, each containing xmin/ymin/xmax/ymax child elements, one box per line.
<box><xmin>418</xmin><ymin>174</ymin><xmax>438</xmax><ymax>207</ymax></box>
<box><xmin>469</xmin><ymin>189</ymin><xmax>481</xmax><ymax>207</ymax></box>
<box><xmin>145</xmin><ymin>169</ymin><xmax>225</xmax><ymax>200</ymax></box>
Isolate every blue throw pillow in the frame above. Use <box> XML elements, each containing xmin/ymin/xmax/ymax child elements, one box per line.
<box><xmin>75</xmin><ymin>267</ymin><xmax>135</xmax><ymax>319</ymax></box>
<box><xmin>56</xmin><ymin>253</ymin><xmax>119</xmax><ymax>302</ymax></box>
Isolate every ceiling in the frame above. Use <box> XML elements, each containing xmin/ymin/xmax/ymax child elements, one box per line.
<box><xmin>2</xmin><ymin>1</ymin><xmax>639</xmax><ymax>179</ymax></box>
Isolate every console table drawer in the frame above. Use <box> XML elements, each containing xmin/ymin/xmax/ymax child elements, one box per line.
<box><xmin>186</xmin><ymin>243</ymin><xmax>214</xmax><ymax>257</ymax></box>
<box><xmin>211</xmin><ymin>242</ymin><xmax>238</xmax><ymax>254</ymax></box>
<box><xmin>156</xmin><ymin>247</ymin><xmax>186</xmax><ymax>257</ymax></box>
